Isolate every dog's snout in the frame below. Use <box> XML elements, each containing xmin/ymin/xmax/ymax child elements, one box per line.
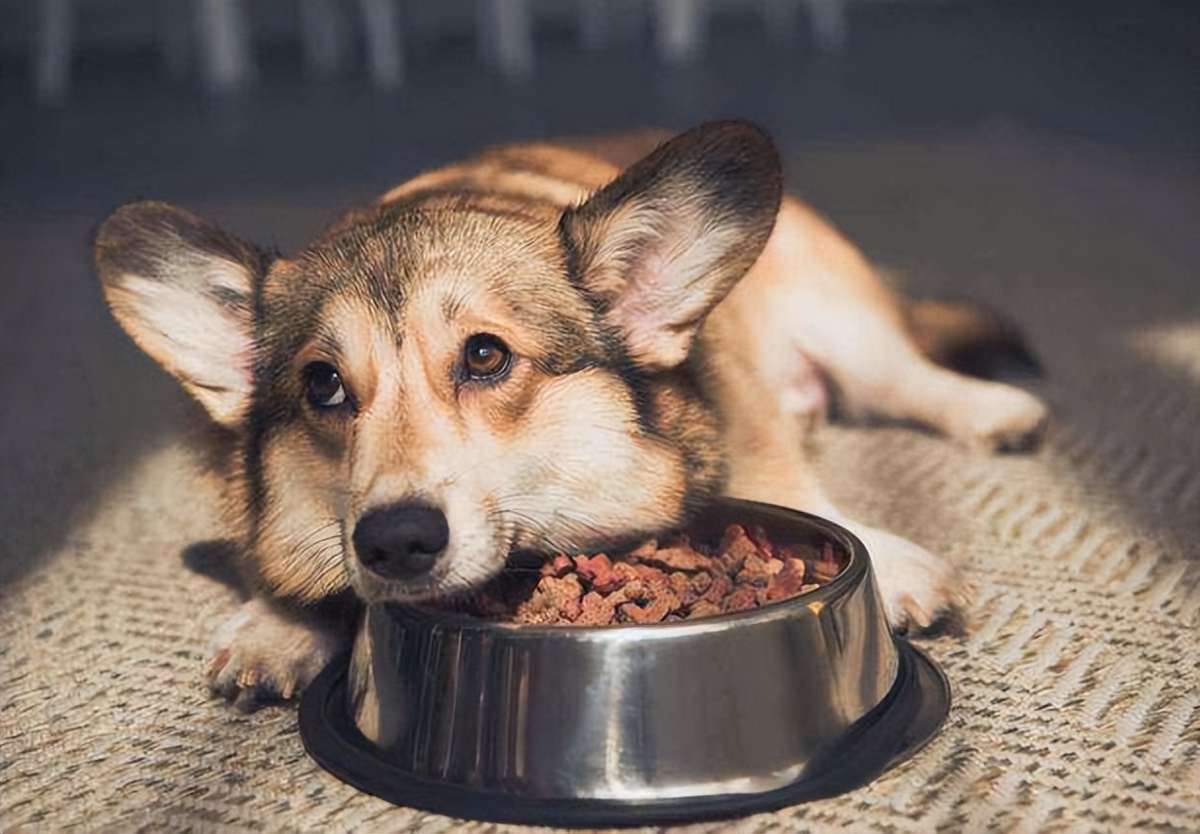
<box><xmin>353</xmin><ymin>502</ymin><xmax>450</xmax><ymax>580</ymax></box>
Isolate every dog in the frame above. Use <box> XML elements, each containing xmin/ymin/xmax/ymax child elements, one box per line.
<box><xmin>93</xmin><ymin>121</ymin><xmax>1048</xmax><ymax>709</ymax></box>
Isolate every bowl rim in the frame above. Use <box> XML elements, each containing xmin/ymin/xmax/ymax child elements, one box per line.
<box><xmin>379</xmin><ymin>499</ymin><xmax>871</xmax><ymax>640</ymax></box>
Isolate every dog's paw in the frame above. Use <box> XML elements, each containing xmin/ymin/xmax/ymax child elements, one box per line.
<box><xmin>206</xmin><ymin>598</ymin><xmax>347</xmax><ymax>711</ymax></box>
<box><xmin>853</xmin><ymin>525</ymin><xmax>962</xmax><ymax>633</ymax></box>
<box><xmin>955</xmin><ymin>383</ymin><xmax>1049</xmax><ymax>452</ymax></box>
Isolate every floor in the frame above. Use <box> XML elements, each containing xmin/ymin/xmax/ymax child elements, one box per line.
<box><xmin>1</xmin><ymin>2</ymin><xmax>1198</xmax><ymax>831</ymax></box>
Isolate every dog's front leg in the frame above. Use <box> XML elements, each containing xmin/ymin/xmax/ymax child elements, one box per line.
<box><xmin>730</xmin><ymin>464</ymin><xmax>960</xmax><ymax>631</ymax></box>
<box><xmin>829</xmin><ymin>519</ymin><xmax>963</xmax><ymax>632</ymax></box>
<box><xmin>206</xmin><ymin>595</ymin><xmax>355</xmax><ymax>711</ymax></box>
<box><xmin>720</xmin><ymin>399</ymin><xmax>960</xmax><ymax>632</ymax></box>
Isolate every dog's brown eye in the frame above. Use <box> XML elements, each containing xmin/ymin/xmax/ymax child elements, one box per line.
<box><xmin>304</xmin><ymin>362</ymin><xmax>349</xmax><ymax>409</ymax></box>
<box><xmin>463</xmin><ymin>333</ymin><xmax>511</xmax><ymax>380</ymax></box>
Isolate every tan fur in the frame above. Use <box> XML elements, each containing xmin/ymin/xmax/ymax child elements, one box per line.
<box><xmin>94</xmin><ymin>122</ymin><xmax>1048</xmax><ymax>707</ymax></box>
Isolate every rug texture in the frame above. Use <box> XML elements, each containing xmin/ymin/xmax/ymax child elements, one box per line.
<box><xmin>2</xmin><ymin>128</ymin><xmax>1198</xmax><ymax>832</ymax></box>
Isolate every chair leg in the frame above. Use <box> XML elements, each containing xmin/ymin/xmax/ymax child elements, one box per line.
<box><xmin>34</xmin><ymin>0</ymin><xmax>73</xmax><ymax>103</ymax></box>
<box><xmin>577</xmin><ymin>0</ymin><xmax>609</xmax><ymax>52</ymax></box>
<box><xmin>155</xmin><ymin>0</ymin><xmax>194</xmax><ymax>78</ymax></box>
<box><xmin>610</xmin><ymin>0</ymin><xmax>646</xmax><ymax>44</ymax></box>
<box><xmin>654</xmin><ymin>0</ymin><xmax>705</xmax><ymax>66</ymax></box>
<box><xmin>759</xmin><ymin>0</ymin><xmax>799</xmax><ymax>45</ymax></box>
<box><xmin>806</xmin><ymin>0</ymin><xmax>846</xmax><ymax>53</ymax></box>
<box><xmin>300</xmin><ymin>0</ymin><xmax>346</xmax><ymax>80</ymax></box>
<box><xmin>477</xmin><ymin>0</ymin><xmax>533</xmax><ymax>81</ymax></box>
<box><xmin>357</xmin><ymin>0</ymin><xmax>404</xmax><ymax>89</ymax></box>
<box><xmin>194</xmin><ymin>0</ymin><xmax>255</xmax><ymax>93</ymax></box>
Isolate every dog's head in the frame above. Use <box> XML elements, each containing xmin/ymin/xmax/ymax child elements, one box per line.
<box><xmin>94</xmin><ymin>122</ymin><xmax>781</xmax><ymax>604</ymax></box>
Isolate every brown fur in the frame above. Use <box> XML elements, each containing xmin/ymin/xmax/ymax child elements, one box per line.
<box><xmin>907</xmin><ymin>297</ymin><xmax>1044</xmax><ymax>379</ymax></box>
<box><xmin>93</xmin><ymin>121</ymin><xmax>1048</xmax><ymax>707</ymax></box>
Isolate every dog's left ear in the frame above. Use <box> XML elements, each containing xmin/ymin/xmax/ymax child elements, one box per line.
<box><xmin>561</xmin><ymin>120</ymin><xmax>782</xmax><ymax>369</ymax></box>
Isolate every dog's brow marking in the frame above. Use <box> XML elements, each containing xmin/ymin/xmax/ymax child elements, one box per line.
<box><xmin>440</xmin><ymin>290</ymin><xmax>466</xmax><ymax>324</ymax></box>
<box><xmin>313</xmin><ymin>330</ymin><xmax>344</xmax><ymax>362</ymax></box>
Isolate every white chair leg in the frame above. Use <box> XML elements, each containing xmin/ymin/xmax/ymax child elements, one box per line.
<box><xmin>760</xmin><ymin>0</ymin><xmax>799</xmax><ymax>44</ymax></box>
<box><xmin>34</xmin><ymin>0</ymin><xmax>73</xmax><ymax>103</ymax></box>
<box><xmin>155</xmin><ymin>1</ymin><xmax>193</xmax><ymax>78</ymax></box>
<box><xmin>357</xmin><ymin>0</ymin><xmax>404</xmax><ymax>89</ymax></box>
<box><xmin>805</xmin><ymin>0</ymin><xmax>846</xmax><ymax>53</ymax></box>
<box><xmin>577</xmin><ymin>0</ymin><xmax>609</xmax><ymax>52</ymax></box>
<box><xmin>195</xmin><ymin>0</ymin><xmax>255</xmax><ymax>93</ymax></box>
<box><xmin>610</xmin><ymin>0</ymin><xmax>646</xmax><ymax>43</ymax></box>
<box><xmin>477</xmin><ymin>0</ymin><xmax>533</xmax><ymax>81</ymax></box>
<box><xmin>300</xmin><ymin>0</ymin><xmax>345</xmax><ymax>79</ymax></box>
<box><xmin>654</xmin><ymin>0</ymin><xmax>705</xmax><ymax>66</ymax></box>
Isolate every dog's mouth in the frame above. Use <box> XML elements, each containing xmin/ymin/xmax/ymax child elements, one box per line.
<box><xmin>349</xmin><ymin>567</ymin><xmax>472</xmax><ymax>605</ymax></box>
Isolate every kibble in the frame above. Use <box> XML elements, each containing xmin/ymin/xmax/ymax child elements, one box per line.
<box><xmin>440</xmin><ymin>524</ymin><xmax>845</xmax><ymax>626</ymax></box>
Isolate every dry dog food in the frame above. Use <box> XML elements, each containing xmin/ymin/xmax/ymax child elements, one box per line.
<box><xmin>443</xmin><ymin>524</ymin><xmax>844</xmax><ymax>626</ymax></box>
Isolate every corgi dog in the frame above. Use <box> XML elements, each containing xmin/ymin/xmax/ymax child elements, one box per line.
<box><xmin>94</xmin><ymin>121</ymin><xmax>1047</xmax><ymax>709</ymax></box>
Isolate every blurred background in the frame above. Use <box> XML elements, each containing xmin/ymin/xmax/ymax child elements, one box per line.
<box><xmin>0</xmin><ymin>0</ymin><xmax>1197</xmax><ymax>584</ymax></box>
<box><xmin>3</xmin><ymin>5</ymin><xmax>1200</xmax><ymax>830</ymax></box>
<box><xmin>4</xmin><ymin>0</ymin><xmax>1196</xmax><ymax>211</ymax></box>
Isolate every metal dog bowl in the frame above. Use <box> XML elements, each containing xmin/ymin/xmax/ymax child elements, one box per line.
<box><xmin>300</xmin><ymin>499</ymin><xmax>950</xmax><ymax>826</ymax></box>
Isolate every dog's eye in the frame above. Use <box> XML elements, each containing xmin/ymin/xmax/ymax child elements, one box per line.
<box><xmin>463</xmin><ymin>334</ymin><xmax>511</xmax><ymax>380</ymax></box>
<box><xmin>304</xmin><ymin>362</ymin><xmax>349</xmax><ymax>409</ymax></box>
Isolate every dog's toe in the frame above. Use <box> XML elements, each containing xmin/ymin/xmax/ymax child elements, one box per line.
<box><xmin>205</xmin><ymin>598</ymin><xmax>347</xmax><ymax>710</ymax></box>
<box><xmin>957</xmin><ymin>384</ymin><xmax>1049</xmax><ymax>453</ymax></box>
<box><xmin>851</xmin><ymin>525</ymin><xmax>964</xmax><ymax>634</ymax></box>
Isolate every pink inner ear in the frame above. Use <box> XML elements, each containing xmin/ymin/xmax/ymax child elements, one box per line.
<box><xmin>607</xmin><ymin>257</ymin><xmax>700</xmax><ymax>370</ymax></box>
<box><xmin>570</xmin><ymin>137</ymin><xmax>776</xmax><ymax>370</ymax></box>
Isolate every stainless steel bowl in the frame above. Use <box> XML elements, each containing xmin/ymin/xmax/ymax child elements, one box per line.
<box><xmin>300</xmin><ymin>499</ymin><xmax>950</xmax><ymax>826</ymax></box>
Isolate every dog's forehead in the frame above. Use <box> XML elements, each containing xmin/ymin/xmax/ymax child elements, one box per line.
<box><xmin>267</xmin><ymin>207</ymin><xmax>600</xmax><ymax>359</ymax></box>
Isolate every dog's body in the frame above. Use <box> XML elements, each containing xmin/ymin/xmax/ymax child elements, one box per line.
<box><xmin>95</xmin><ymin>122</ymin><xmax>1047</xmax><ymax>708</ymax></box>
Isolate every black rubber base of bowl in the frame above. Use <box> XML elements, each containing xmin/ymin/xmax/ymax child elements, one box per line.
<box><xmin>298</xmin><ymin>640</ymin><xmax>950</xmax><ymax>828</ymax></box>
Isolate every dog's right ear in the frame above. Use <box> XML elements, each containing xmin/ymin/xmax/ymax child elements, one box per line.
<box><xmin>94</xmin><ymin>201</ymin><xmax>268</xmax><ymax>429</ymax></box>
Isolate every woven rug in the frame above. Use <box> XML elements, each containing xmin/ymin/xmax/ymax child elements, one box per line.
<box><xmin>3</xmin><ymin>127</ymin><xmax>1198</xmax><ymax>832</ymax></box>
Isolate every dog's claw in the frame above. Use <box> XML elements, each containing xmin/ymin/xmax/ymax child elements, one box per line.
<box><xmin>232</xmin><ymin>688</ymin><xmax>261</xmax><ymax>713</ymax></box>
<box><xmin>207</xmin><ymin>647</ymin><xmax>231</xmax><ymax>676</ymax></box>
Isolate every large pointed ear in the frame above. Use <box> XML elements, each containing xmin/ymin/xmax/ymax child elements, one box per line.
<box><xmin>93</xmin><ymin>201</ymin><xmax>269</xmax><ymax>428</ymax></box>
<box><xmin>560</xmin><ymin>120</ymin><xmax>783</xmax><ymax>369</ymax></box>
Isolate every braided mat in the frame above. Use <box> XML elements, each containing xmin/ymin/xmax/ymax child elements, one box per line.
<box><xmin>3</xmin><ymin>129</ymin><xmax>1198</xmax><ymax>832</ymax></box>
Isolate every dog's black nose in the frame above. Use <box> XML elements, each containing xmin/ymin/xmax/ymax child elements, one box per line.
<box><xmin>353</xmin><ymin>502</ymin><xmax>449</xmax><ymax>580</ymax></box>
